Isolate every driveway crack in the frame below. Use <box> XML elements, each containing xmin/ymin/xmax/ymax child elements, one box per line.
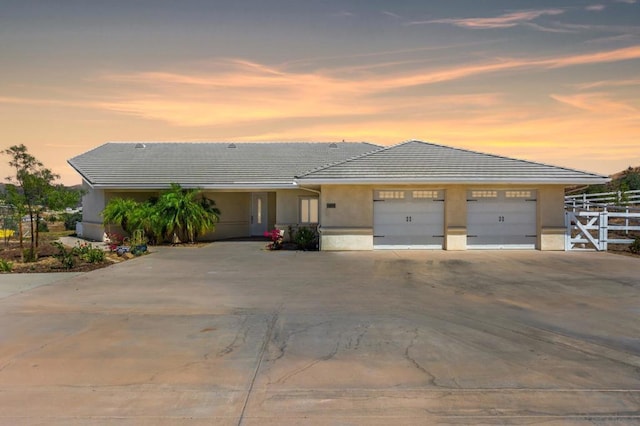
<box><xmin>237</xmin><ymin>311</ymin><xmax>279</xmax><ymax>426</ymax></box>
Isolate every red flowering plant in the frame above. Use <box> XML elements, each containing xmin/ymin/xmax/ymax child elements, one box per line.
<box><xmin>264</xmin><ymin>229</ymin><xmax>284</xmax><ymax>250</ymax></box>
<box><xmin>105</xmin><ymin>232</ymin><xmax>126</xmax><ymax>252</ymax></box>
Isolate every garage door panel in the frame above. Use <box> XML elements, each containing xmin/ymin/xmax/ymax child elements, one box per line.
<box><xmin>467</xmin><ymin>191</ymin><xmax>536</xmax><ymax>249</ymax></box>
<box><xmin>373</xmin><ymin>191</ymin><xmax>443</xmax><ymax>249</ymax></box>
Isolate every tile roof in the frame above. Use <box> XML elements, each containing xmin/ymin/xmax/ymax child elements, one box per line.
<box><xmin>297</xmin><ymin>140</ymin><xmax>609</xmax><ymax>184</ymax></box>
<box><xmin>68</xmin><ymin>142</ymin><xmax>380</xmax><ymax>188</ymax></box>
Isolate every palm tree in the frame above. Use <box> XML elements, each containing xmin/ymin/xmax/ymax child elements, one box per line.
<box><xmin>128</xmin><ymin>201</ymin><xmax>163</xmax><ymax>244</ymax></box>
<box><xmin>102</xmin><ymin>198</ymin><xmax>139</xmax><ymax>233</ymax></box>
<box><xmin>155</xmin><ymin>184</ymin><xmax>220</xmax><ymax>243</ymax></box>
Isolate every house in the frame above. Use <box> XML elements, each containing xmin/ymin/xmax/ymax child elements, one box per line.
<box><xmin>68</xmin><ymin>140</ymin><xmax>608</xmax><ymax>251</ymax></box>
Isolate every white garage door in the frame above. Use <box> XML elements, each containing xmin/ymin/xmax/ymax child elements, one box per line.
<box><xmin>467</xmin><ymin>190</ymin><xmax>537</xmax><ymax>249</ymax></box>
<box><xmin>374</xmin><ymin>190</ymin><xmax>444</xmax><ymax>249</ymax></box>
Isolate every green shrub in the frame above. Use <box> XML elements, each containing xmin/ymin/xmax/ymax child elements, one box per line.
<box><xmin>37</xmin><ymin>220</ymin><xmax>49</xmax><ymax>232</ymax></box>
<box><xmin>294</xmin><ymin>226</ymin><xmax>318</xmax><ymax>251</ymax></box>
<box><xmin>23</xmin><ymin>248</ymin><xmax>36</xmax><ymax>262</ymax></box>
<box><xmin>630</xmin><ymin>237</ymin><xmax>640</xmax><ymax>254</ymax></box>
<box><xmin>62</xmin><ymin>212</ymin><xmax>83</xmax><ymax>231</ymax></box>
<box><xmin>52</xmin><ymin>241</ymin><xmax>75</xmax><ymax>269</ymax></box>
<box><xmin>73</xmin><ymin>242</ymin><xmax>106</xmax><ymax>263</ymax></box>
<box><xmin>0</xmin><ymin>258</ymin><xmax>13</xmax><ymax>272</ymax></box>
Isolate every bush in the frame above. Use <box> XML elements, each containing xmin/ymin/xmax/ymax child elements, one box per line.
<box><xmin>0</xmin><ymin>258</ymin><xmax>13</xmax><ymax>272</ymax></box>
<box><xmin>630</xmin><ymin>237</ymin><xmax>640</xmax><ymax>254</ymax></box>
<box><xmin>62</xmin><ymin>212</ymin><xmax>83</xmax><ymax>231</ymax></box>
<box><xmin>73</xmin><ymin>242</ymin><xmax>105</xmax><ymax>263</ymax></box>
<box><xmin>264</xmin><ymin>229</ymin><xmax>284</xmax><ymax>250</ymax></box>
<box><xmin>105</xmin><ymin>232</ymin><xmax>126</xmax><ymax>252</ymax></box>
<box><xmin>294</xmin><ymin>226</ymin><xmax>318</xmax><ymax>251</ymax></box>
<box><xmin>23</xmin><ymin>248</ymin><xmax>36</xmax><ymax>262</ymax></box>
<box><xmin>37</xmin><ymin>220</ymin><xmax>49</xmax><ymax>233</ymax></box>
<box><xmin>52</xmin><ymin>241</ymin><xmax>75</xmax><ymax>269</ymax></box>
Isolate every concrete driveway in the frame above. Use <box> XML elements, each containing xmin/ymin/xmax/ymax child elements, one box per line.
<box><xmin>0</xmin><ymin>243</ymin><xmax>639</xmax><ymax>425</ymax></box>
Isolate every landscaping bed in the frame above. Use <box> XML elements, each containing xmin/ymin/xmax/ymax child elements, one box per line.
<box><xmin>0</xmin><ymin>240</ymin><xmax>122</xmax><ymax>273</ymax></box>
<box><xmin>0</xmin><ymin>222</ymin><xmax>125</xmax><ymax>273</ymax></box>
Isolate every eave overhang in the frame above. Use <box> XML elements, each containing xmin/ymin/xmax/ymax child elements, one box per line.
<box><xmin>87</xmin><ymin>182</ymin><xmax>299</xmax><ymax>190</ymax></box>
<box><xmin>294</xmin><ymin>177</ymin><xmax>611</xmax><ymax>185</ymax></box>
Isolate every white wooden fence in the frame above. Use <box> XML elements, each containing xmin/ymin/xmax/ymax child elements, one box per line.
<box><xmin>565</xmin><ymin>189</ymin><xmax>640</xmax><ymax>210</ymax></box>
<box><xmin>566</xmin><ymin>208</ymin><xmax>640</xmax><ymax>251</ymax></box>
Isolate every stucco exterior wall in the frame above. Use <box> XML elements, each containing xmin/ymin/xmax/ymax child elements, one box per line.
<box><xmin>79</xmin><ymin>182</ymin><xmax>106</xmax><ymax>241</ymax></box>
<box><xmin>444</xmin><ymin>186</ymin><xmax>467</xmax><ymax>250</ymax></box>
<box><xmin>537</xmin><ymin>185</ymin><xmax>567</xmax><ymax>251</ymax></box>
<box><xmin>318</xmin><ymin>185</ymin><xmax>373</xmax><ymax>250</ymax></box>
<box><xmin>200</xmin><ymin>191</ymin><xmax>251</xmax><ymax>240</ymax></box>
<box><xmin>274</xmin><ymin>189</ymin><xmax>320</xmax><ymax>241</ymax></box>
<box><xmin>275</xmin><ymin>189</ymin><xmax>312</xmax><ymax>224</ymax></box>
<box><xmin>320</xmin><ymin>185</ymin><xmax>373</xmax><ymax>228</ymax></box>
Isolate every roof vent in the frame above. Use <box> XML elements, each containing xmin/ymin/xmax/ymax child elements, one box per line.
<box><xmin>329</xmin><ymin>143</ymin><xmax>338</xmax><ymax>148</ymax></box>
<box><xmin>227</xmin><ymin>143</ymin><xmax>236</xmax><ymax>149</ymax></box>
<box><xmin>135</xmin><ymin>143</ymin><xmax>146</xmax><ymax>149</ymax></box>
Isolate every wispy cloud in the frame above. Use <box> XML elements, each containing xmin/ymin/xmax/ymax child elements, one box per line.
<box><xmin>409</xmin><ymin>9</ymin><xmax>564</xmax><ymax>29</ymax></box>
<box><xmin>551</xmin><ymin>92</ymin><xmax>637</xmax><ymax>113</ymax></box>
<box><xmin>522</xmin><ymin>22</ymin><xmax>576</xmax><ymax>33</ymax></box>
<box><xmin>586</xmin><ymin>4</ymin><xmax>606</xmax><ymax>11</ymax></box>
<box><xmin>543</xmin><ymin>21</ymin><xmax>640</xmax><ymax>36</ymax></box>
<box><xmin>381</xmin><ymin>11</ymin><xmax>400</xmax><ymax>19</ymax></box>
<box><xmin>573</xmin><ymin>78</ymin><xmax>640</xmax><ymax>89</ymax></box>
<box><xmin>0</xmin><ymin>96</ymin><xmax>92</xmax><ymax>108</ymax></box>
<box><xmin>94</xmin><ymin>45</ymin><xmax>640</xmax><ymax>128</ymax></box>
<box><xmin>614</xmin><ymin>0</ymin><xmax>636</xmax><ymax>4</ymax></box>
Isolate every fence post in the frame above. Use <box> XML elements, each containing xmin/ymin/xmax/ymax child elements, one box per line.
<box><xmin>625</xmin><ymin>206</ymin><xmax>629</xmax><ymax>235</ymax></box>
<box><xmin>565</xmin><ymin>211</ymin><xmax>570</xmax><ymax>250</ymax></box>
<box><xmin>599</xmin><ymin>207</ymin><xmax>608</xmax><ymax>251</ymax></box>
<box><xmin>582</xmin><ymin>193</ymin><xmax>587</xmax><ymax>210</ymax></box>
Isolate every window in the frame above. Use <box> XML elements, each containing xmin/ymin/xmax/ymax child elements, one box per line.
<box><xmin>506</xmin><ymin>190</ymin><xmax>533</xmax><ymax>198</ymax></box>
<box><xmin>471</xmin><ymin>190</ymin><xmax>498</xmax><ymax>198</ymax></box>
<box><xmin>300</xmin><ymin>197</ymin><xmax>319</xmax><ymax>223</ymax></box>
<box><xmin>376</xmin><ymin>190</ymin><xmax>405</xmax><ymax>200</ymax></box>
<box><xmin>412</xmin><ymin>190</ymin><xmax>440</xmax><ymax>199</ymax></box>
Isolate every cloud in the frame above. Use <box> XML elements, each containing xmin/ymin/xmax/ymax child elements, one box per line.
<box><xmin>586</xmin><ymin>4</ymin><xmax>606</xmax><ymax>11</ymax></box>
<box><xmin>409</xmin><ymin>9</ymin><xmax>564</xmax><ymax>29</ymax></box>
<box><xmin>94</xmin><ymin>44</ymin><xmax>640</xmax><ymax>127</ymax></box>
<box><xmin>521</xmin><ymin>22</ymin><xmax>577</xmax><ymax>33</ymax></box>
<box><xmin>573</xmin><ymin>78</ymin><xmax>640</xmax><ymax>90</ymax></box>
<box><xmin>614</xmin><ymin>0</ymin><xmax>636</xmax><ymax>4</ymax></box>
<box><xmin>550</xmin><ymin>93</ymin><xmax>637</xmax><ymax>113</ymax></box>
<box><xmin>381</xmin><ymin>11</ymin><xmax>400</xmax><ymax>19</ymax></box>
<box><xmin>0</xmin><ymin>96</ymin><xmax>92</xmax><ymax>108</ymax></box>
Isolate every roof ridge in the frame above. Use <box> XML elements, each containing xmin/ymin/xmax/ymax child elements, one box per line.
<box><xmin>296</xmin><ymin>143</ymin><xmax>392</xmax><ymax>177</ymax></box>
<box><xmin>100</xmin><ymin>141</ymin><xmax>376</xmax><ymax>146</ymax></box>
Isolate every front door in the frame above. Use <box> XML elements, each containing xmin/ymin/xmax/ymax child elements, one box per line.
<box><xmin>251</xmin><ymin>193</ymin><xmax>268</xmax><ymax>236</ymax></box>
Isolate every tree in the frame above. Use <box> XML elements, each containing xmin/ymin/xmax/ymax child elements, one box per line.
<box><xmin>620</xmin><ymin>167</ymin><xmax>640</xmax><ymax>191</ymax></box>
<box><xmin>102</xmin><ymin>184</ymin><xmax>221</xmax><ymax>244</ymax></box>
<box><xmin>2</xmin><ymin>144</ymin><xmax>81</xmax><ymax>261</ymax></box>
<box><xmin>101</xmin><ymin>197</ymin><xmax>140</xmax><ymax>234</ymax></box>
<box><xmin>127</xmin><ymin>201</ymin><xmax>163</xmax><ymax>245</ymax></box>
<box><xmin>155</xmin><ymin>184</ymin><xmax>220</xmax><ymax>243</ymax></box>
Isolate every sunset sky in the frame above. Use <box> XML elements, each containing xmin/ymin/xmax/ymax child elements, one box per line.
<box><xmin>1</xmin><ymin>0</ymin><xmax>639</xmax><ymax>185</ymax></box>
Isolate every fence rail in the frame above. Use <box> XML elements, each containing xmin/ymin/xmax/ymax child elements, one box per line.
<box><xmin>565</xmin><ymin>189</ymin><xmax>640</xmax><ymax>210</ymax></box>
